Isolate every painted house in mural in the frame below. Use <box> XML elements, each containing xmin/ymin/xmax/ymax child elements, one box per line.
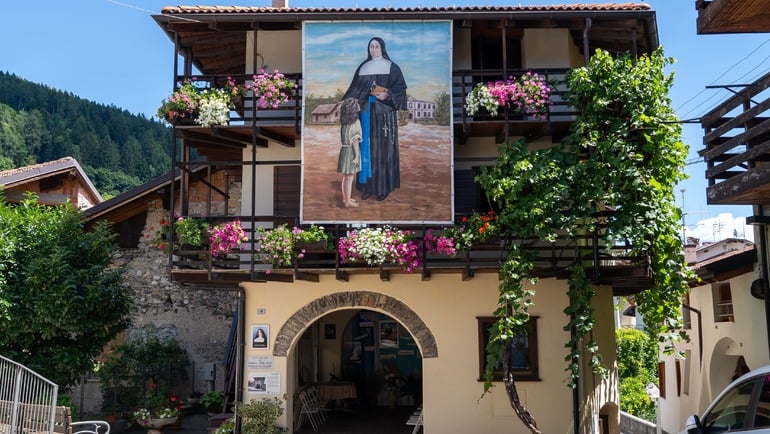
<box><xmin>140</xmin><ymin>3</ymin><xmax>662</xmax><ymax>433</ymax></box>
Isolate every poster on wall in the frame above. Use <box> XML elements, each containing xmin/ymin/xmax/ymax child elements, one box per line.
<box><xmin>251</xmin><ymin>325</ymin><xmax>270</xmax><ymax>350</ymax></box>
<box><xmin>301</xmin><ymin>21</ymin><xmax>454</xmax><ymax>224</ymax></box>
<box><xmin>247</xmin><ymin>371</ymin><xmax>281</xmax><ymax>394</ymax></box>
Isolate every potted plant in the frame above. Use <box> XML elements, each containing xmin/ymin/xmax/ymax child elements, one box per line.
<box><xmin>209</xmin><ymin>220</ymin><xmax>248</xmax><ymax>257</ymax></box>
<box><xmin>465</xmin><ymin>71</ymin><xmax>552</xmax><ymax>117</ymax></box>
<box><xmin>157</xmin><ymin>81</ymin><xmax>202</xmax><ymax>124</ymax></box>
<box><xmin>246</xmin><ymin>69</ymin><xmax>296</xmax><ymax>109</ymax></box>
<box><xmin>253</xmin><ymin>225</ymin><xmax>329</xmax><ymax>268</ymax></box>
<box><xmin>132</xmin><ymin>390</ymin><xmax>183</xmax><ymax>434</ymax></box>
<box><xmin>201</xmin><ymin>390</ymin><xmax>224</xmax><ymax>414</ymax></box>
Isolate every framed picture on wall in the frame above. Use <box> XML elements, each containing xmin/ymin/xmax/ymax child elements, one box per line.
<box><xmin>251</xmin><ymin>325</ymin><xmax>270</xmax><ymax>350</ymax></box>
<box><xmin>325</xmin><ymin>324</ymin><xmax>336</xmax><ymax>340</ymax></box>
<box><xmin>379</xmin><ymin>320</ymin><xmax>398</xmax><ymax>348</ymax></box>
<box><xmin>477</xmin><ymin>316</ymin><xmax>539</xmax><ymax>381</ymax></box>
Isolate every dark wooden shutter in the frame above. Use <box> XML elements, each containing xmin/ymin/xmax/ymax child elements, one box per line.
<box><xmin>274</xmin><ymin>165</ymin><xmax>300</xmax><ymax>219</ymax></box>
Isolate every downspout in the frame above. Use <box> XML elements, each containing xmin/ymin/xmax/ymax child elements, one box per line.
<box><xmin>572</xmin><ymin>17</ymin><xmax>592</xmax><ymax>434</ymax></box>
<box><xmin>680</xmin><ymin>304</ymin><xmax>703</xmax><ymax>366</ymax></box>
<box><xmin>235</xmin><ymin>285</ymin><xmax>246</xmax><ymax>434</ymax></box>
<box><xmin>748</xmin><ymin>206</ymin><xmax>770</xmax><ymax>359</ymax></box>
<box><xmin>583</xmin><ymin>17</ymin><xmax>592</xmax><ymax>65</ymax></box>
<box><xmin>168</xmin><ymin>30</ymin><xmax>180</xmax><ymax>269</ymax></box>
<box><xmin>760</xmin><ymin>206</ymin><xmax>770</xmax><ymax>359</ymax></box>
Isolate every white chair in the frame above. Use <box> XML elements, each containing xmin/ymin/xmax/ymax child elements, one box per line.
<box><xmin>305</xmin><ymin>386</ymin><xmax>329</xmax><ymax>422</ymax></box>
<box><xmin>406</xmin><ymin>406</ymin><xmax>423</xmax><ymax>434</ymax></box>
<box><xmin>297</xmin><ymin>389</ymin><xmax>323</xmax><ymax>432</ymax></box>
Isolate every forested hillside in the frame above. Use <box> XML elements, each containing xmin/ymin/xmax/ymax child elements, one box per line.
<box><xmin>0</xmin><ymin>71</ymin><xmax>172</xmax><ymax>198</ymax></box>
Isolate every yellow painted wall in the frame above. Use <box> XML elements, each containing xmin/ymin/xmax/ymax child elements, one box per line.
<box><xmin>240</xmin><ymin>270</ymin><xmax>616</xmax><ymax>433</ymax></box>
<box><xmin>522</xmin><ymin>28</ymin><xmax>584</xmax><ymax>69</ymax></box>
<box><xmin>247</xmin><ymin>30</ymin><xmax>302</xmax><ymax>74</ymax></box>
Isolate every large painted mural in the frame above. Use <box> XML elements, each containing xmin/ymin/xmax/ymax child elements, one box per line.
<box><xmin>301</xmin><ymin>21</ymin><xmax>453</xmax><ymax>224</ymax></box>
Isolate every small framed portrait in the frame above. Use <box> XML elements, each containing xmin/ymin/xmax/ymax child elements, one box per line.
<box><xmin>251</xmin><ymin>325</ymin><xmax>270</xmax><ymax>350</ymax></box>
<box><xmin>379</xmin><ymin>320</ymin><xmax>398</xmax><ymax>348</ymax></box>
<box><xmin>325</xmin><ymin>324</ymin><xmax>336</xmax><ymax>340</ymax></box>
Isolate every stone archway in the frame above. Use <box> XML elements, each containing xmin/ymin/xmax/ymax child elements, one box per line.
<box><xmin>273</xmin><ymin>291</ymin><xmax>438</xmax><ymax>357</ymax></box>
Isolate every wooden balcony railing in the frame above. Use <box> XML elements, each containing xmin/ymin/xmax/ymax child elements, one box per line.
<box><xmin>167</xmin><ymin>216</ymin><xmax>652</xmax><ymax>295</ymax></box>
<box><xmin>699</xmin><ymin>70</ymin><xmax>770</xmax><ymax>205</ymax></box>
<box><xmin>171</xmin><ymin>68</ymin><xmax>577</xmax><ymax>134</ymax></box>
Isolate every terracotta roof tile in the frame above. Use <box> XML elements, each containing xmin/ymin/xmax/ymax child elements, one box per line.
<box><xmin>161</xmin><ymin>3</ymin><xmax>651</xmax><ymax>14</ymax></box>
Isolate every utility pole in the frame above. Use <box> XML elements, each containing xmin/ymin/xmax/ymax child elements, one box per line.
<box><xmin>680</xmin><ymin>189</ymin><xmax>686</xmax><ymax>243</ymax></box>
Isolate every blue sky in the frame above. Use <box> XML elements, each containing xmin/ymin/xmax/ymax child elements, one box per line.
<box><xmin>2</xmin><ymin>0</ymin><xmax>768</xmax><ymax>242</ymax></box>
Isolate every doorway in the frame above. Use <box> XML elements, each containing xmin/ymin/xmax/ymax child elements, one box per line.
<box><xmin>293</xmin><ymin>309</ymin><xmax>422</xmax><ymax>433</ymax></box>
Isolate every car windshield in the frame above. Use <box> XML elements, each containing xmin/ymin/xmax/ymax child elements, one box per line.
<box><xmin>702</xmin><ymin>378</ymin><xmax>757</xmax><ymax>433</ymax></box>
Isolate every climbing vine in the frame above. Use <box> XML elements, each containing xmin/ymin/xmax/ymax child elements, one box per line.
<box><xmin>474</xmin><ymin>47</ymin><xmax>693</xmax><ymax>401</ymax></box>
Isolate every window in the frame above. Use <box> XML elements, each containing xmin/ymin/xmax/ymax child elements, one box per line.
<box><xmin>702</xmin><ymin>378</ymin><xmax>757</xmax><ymax>432</ymax></box>
<box><xmin>712</xmin><ymin>282</ymin><xmax>734</xmax><ymax>322</ymax></box>
<box><xmin>477</xmin><ymin>316</ymin><xmax>539</xmax><ymax>381</ymax></box>
<box><xmin>682</xmin><ymin>293</ymin><xmax>692</xmax><ymax>329</ymax></box>
<box><xmin>683</xmin><ymin>350</ymin><xmax>691</xmax><ymax>396</ymax></box>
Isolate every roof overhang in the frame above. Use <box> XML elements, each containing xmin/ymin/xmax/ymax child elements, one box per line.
<box><xmin>152</xmin><ymin>4</ymin><xmax>659</xmax><ymax>76</ymax></box>
<box><xmin>696</xmin><ymin>0</ymin><xmax>770</xmax><ymax>34</ymax></box>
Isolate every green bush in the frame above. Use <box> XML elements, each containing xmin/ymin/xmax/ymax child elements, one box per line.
<box><xmin>616</xmin><ymin>328</ymin><xmax>658</xmax><ymax>422</ymax></box>
<box><xmin>97</xmin><ymin>327</ymin><xmax>189</xmax><ymax>412</ymax></box>
<box><xmin>236</xmin><ymin>397</ymin><xmax>287</xmax><ymax>434</ymax></box>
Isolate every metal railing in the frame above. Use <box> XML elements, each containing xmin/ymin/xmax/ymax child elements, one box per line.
<box><xmin>0</xmin><ymin>355</ymin><xmax>58</xmax><ymax>434</ymax></box>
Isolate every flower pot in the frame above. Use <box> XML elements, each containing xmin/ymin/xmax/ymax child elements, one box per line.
<box><xmin>138</xmin><ymin>417</ymin><xmax>177</xmax><ymax>434</ymax></box>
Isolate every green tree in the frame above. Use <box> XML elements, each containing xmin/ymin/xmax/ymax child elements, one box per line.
<box><xmin>472</xmin><ymin>48</ymin><xmax>691</xmax><ymax>432</ymax></box>
<box><xmin>616</xmin><ymin>328</ymin><xmax>658</xmax><ymax>421</ymax></box>
<box><xmin>433</xmin><ymin>91</ymin><xmax>451</xmax><ymax>126</ymax></box>
<box><xmin>0</xmin><ymin>193</ymin><xmax>133</xmax><ymax>389</ymax></box>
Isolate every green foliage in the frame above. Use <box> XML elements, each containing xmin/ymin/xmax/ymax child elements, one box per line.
<box><xmin>474</xmin><ymin>48</ymin><xmax>692</xmax><ymax>391</ymax></box>
<box><xmin>619</xmin><ymin>376</ymin><xmax>657</xmax><ymax>421</ymax></box>
<box><xmin>0</xmin><ymin>193</ymin><xmax>132</xmax><ymax>389</ymax></box>
<box><xmin>616</xmin><ymin>328</ymin><xmax>658</xmax><ymax>422</ymax></box>
<box><xmin>174</xmin><ymin>217</ymin><xmax>208</xmax><ymax>247</ymax></box>
<box><xmin>432</xmin><ymin>91</ymin><xmax>451</xmax><ymax>126</ymax></box>
<box><xmin>57</xmin><ymin>395</ymin><xmax>78</xmax><ymax>420</ymax></box>
<box><xmin>201</xmin><ymin>391</ymin><xmax>224</xmax><ymax>411</ymax></box>
<box><xmin>0</xmin><ymin>71</ymin><xmax>172</xmax><ymax>195</ymax></box>
<box><xmin>235</xmin><ymin>397</ymin><xmax>288</xmax><ymax>434</ymax></box>
<box><xmin>97</xmin><ymin>327</ymin><xmax>189</xmax><ymax>411</ymax></box>
<box><xmin>616</xmin><ymin>328</ymin><xmax>659</xmax><ymax>379</ymax></box>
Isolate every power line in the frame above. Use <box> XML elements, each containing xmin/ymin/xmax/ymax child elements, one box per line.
<box><xmin>674</xmin><ymin>36</ymin><xmax>770</xmax><ymax>116</ymax></box>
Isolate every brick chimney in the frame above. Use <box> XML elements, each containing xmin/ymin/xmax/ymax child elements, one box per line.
<box><xmin>272</xmin><ymin>0</ymin><xmax>289</xmax><ymax>8</ymax></box>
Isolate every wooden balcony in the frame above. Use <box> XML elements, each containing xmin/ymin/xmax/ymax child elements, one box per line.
<box><xmin>699</xmin><ymin>71</ymin><xmax>770</xmax><ymax>205</ymax></box>
<box><xmin>171</xmin><ymin>68</ymin><xmax>577</xmax><ymax>153</ymax></box>
<box><xmin>168</xmin><ymin>218</ymin><xmax>653</xmax><ymax>296</ymax></box>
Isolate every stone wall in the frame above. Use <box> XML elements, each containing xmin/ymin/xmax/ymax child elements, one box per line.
<box><xmin>69</xmin><ymin>208</ymin><xmax>240</xmax><ymax>414</ymax></box>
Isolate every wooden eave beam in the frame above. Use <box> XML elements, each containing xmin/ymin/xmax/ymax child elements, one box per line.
<box><xmin>212</xmin><ymin>128</ymin><xmax>268</xmax><ymax>147</ymax></box>
<box><xmin>256</xmin><ymin>127</ymin><xmax>295</xmax><ymax>147</ymax></box>
<box><xmin>180</xmin><ymin>130</ymin><xmax>267</xmax><ymax>148</ymax></box>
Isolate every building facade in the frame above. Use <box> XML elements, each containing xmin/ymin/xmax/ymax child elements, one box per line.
<box><xmin>83</xmin><ymin>3</ymin><xmax>666</xmax><ymax>433</ymax></box>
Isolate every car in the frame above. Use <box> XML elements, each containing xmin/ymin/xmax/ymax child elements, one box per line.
<box><xmin>682</xmin><ymin>364</ymin><xmax>770</xmax><ymax>433</ymax></box>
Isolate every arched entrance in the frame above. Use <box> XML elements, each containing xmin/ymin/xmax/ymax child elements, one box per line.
<box><xmin>274</xmin><ymin>291</ymin><xmax>436</xmax><ymax>433</ymax></box>
<box><xmin>274</xmin><ymin>291</ymin><xmax>438</xmax><ymax>358</ymax></box>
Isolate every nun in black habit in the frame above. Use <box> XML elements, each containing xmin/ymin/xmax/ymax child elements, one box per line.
<box><xmin>343</xmin><ymin>36</ymin><xmax>408</xmax><ymax>202</ymax></box>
